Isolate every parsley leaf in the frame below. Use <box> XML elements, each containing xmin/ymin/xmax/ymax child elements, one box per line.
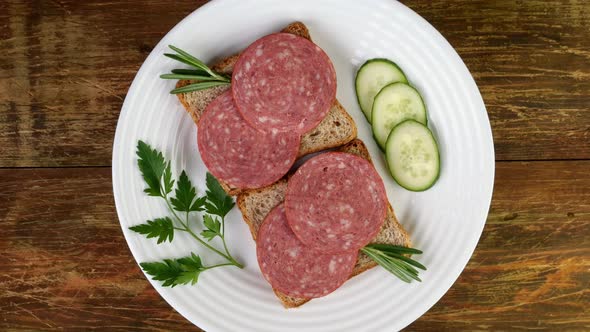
<box><xmin>176</xmin><ymin>253</ymin><xmax>204</xmax><ymax>285</ymax></box>
<box><xmin>129</xmin><ymin>217</ymin><xmax>174</xmax><ymax>244</ymax></box>
<box><xmin>205</xmin><ymin>172</ymin><xmax>234</xmax><ymax>218</ymax></box>
<box><xmin>192</xmin><ymin>196</ymin><xmax>207</xmax><ymax>212</ymax></box>
<box><xmin>163</xmin><ymin>161</ymin><xmax>174</xmax><ymax>195</ymax></box>
<box><xmin>201</xmin><ymin>215</ymin><xmax>222</xmax><ymax>241</ymax></box>
<box><xmin>170</xmin><ymin>170</ymin><xmax>205</xmax><ymax>212</ymax></box>
<box><xmin>140</xmin><ymin>260</ymin><xmax>182</xmax><ymax>287</ymax></box>
<box><xmin>140</xmin><ymin>253</ymin><xmax>204</xmax><ymax>287</ymax></box>
<box><xmin>137</xmin><ymin>140</ymin><xmax>168</xmax><ymax>197</ymax></box>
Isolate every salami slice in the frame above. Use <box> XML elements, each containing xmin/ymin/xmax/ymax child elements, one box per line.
<box><xmin>285</xmin><ymin>152</ymin><xmax>387</xmax><ymax>253</ymax></box>
<box><xmin>257</xmin><ymin>204</ymin><xmax>357</xmax><ymax>298</ymax></box>
<box><xmin>197</xmin><ymin>91</ymin><xmax>300</xmax><ymax>189</ymax></box>
<box><xmin>232</xmin><ymin>33</ymin><xmax>337</xmax><ymax>134</ymax></box>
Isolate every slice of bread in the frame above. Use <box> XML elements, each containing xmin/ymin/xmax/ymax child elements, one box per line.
<box><xmin>237</xmin><ymin>139</ymin><xmax>412</xmax><ymax>308</ymax></box>
<box><xmin>175</xmin><ymin>22</ymin><xmax>358</xmax><ymax>195</ymax></box>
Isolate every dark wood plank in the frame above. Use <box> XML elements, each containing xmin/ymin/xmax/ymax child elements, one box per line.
<box><xmin>1</xmin><ymin>0</ymin><xmax>589</xmax><ymax>167</ymax></box>
<box><xmin>0</xmin><ymin>168</ymin><xmax>198</xmax><ymax>331</ymax></box>
<box><xmin>1</xmin><ymin>162</ymin><xmax>589</xmax><ymax>330</ymax></box>
<box><xmin>0</xmin><ymin>0</ymin><xmax>205</xmax><ymax>167</ymax></box>
<box><xmin>408</xmin><ymin>161</ymin><xmax>590</xmax><ymax>331</ymax></box>
<box><xmin>403</xmin><ymin>0</ymin><xmax>590</xmax><ymax>161</ymax></box>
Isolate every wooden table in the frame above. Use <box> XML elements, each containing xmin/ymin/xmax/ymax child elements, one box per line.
<box><xmin>1</xmin><ymin>1</ymin><xmax>589</xmax><ymax>330</ymax></box>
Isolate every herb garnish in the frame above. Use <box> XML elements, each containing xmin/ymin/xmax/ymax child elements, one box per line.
<box><xmin>130</xmin><ymin>140</ymin><xmax>242</xmax><ymax>287</ymax></box>
<box><xmin>361</xmin><ymin>244</ymin><xmax>426</xmax><ymax>282</ymax></box>
<box><xmin>160</xmin><ymin>45</ymin><xmax>230</xmax><ymax>94</ymax></box>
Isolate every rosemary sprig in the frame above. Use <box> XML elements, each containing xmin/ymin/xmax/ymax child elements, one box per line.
<box><xmin>162</xmin><ymin>45</ymin><xmax>230</xmax><ymax>94</ymax></box>
<box><xmin>170</xmin><ymin>69</ymin><xmax>209</xmax><ymax>76</ymax></box>
<box><xmin>361</xmin><ymin>244</ymin><xmax>426</xmax><ymax>283</ymax></box>
<box><xmin>160</xmin><ymin>74</ymin><xmax>223</xmax><ymax>81</ymax></box>
<box><xmin>170</xmin><ymin>81</ymin><xmax>233</xmax><ymax>94</ymax></box>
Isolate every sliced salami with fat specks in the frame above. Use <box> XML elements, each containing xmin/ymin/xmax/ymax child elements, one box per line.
<box><xmin>232</xmin><ymin>33</ymin><xmax>337</xmax><ymax>134</ymax></box>
<box><xmin>257</xmin><ymin>204</ymin><xmax>357</xmax><ymax>299</ymax></box>
<box><xmin>197</xmin><ymin>91</ymin><xmax>300</xmax><ymax>189</ymax></box>
<box><xmin>285</xmin><ymin>152</ymin><xmax>388</xmax><ymax>253</ymax></box>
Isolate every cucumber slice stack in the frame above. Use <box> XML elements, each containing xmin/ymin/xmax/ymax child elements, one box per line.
<box><xmin>355</xmin><ymin>59</ymin><xmax>441</xmax><ymax>191</ymax></box>
<box><xmin>355</xmin><ymin>59</ymin><xmax>407</xmax><ymax>122</ymax></box>
<box><xmin>372</xmin><ymin>82</ymin><xmax>427</xmax><ymax>150</ymax></box>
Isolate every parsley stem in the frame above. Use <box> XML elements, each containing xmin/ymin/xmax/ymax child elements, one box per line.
<box><xmin>156</xmin><ymin>173</ymin><xmax>242</xmax><ymax>269</ymax></box>
<box><xmin>182</xmin><ymin>223</ymin><xmax>230</xmax><ymax>260</ymax></box>
<box><xmin>204</xmin><ymin>262</ymin><xmax>236</xmax><ymax>270</ymax></box>
<box><xmin>163</xmin><ymin>195</ymin><xmax>243</xmax><ymax>269</ymax></box>
<box><xmin>179</xmin><ymin>223</ymin><xmax>243</xmax><ymax>269</ymax></box>
<box><xmin>163</xmin><ymin>194</ymin><xmax>184</xmax><ymax>226</ymax></box>
<box><xmin>220</xmin><ymin>216</ymin><xmax>232</xmax><ymax>259</ymax></box>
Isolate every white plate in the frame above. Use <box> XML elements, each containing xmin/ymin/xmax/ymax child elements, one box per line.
<box><xmin>112</xmin><ymin>0</ymin><xmax>494</xmax><ymax>330</ymax></box>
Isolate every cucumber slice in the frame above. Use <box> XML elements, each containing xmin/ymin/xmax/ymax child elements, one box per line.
<box><xmin>371</xmin><ymin>82</ymin><xmax>427</xmax><ymax>150</ymax></box>
<box><xmin>355</xmin><ymin>59</ymin><xmax>407</xmax><ymax>123</ymax></box>
<box><xmin>385</xmin><ymin>120</ymin><xmax>440</xmax><ymax>191</ymax></box>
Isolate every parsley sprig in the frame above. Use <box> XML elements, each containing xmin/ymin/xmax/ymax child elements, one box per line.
<box><xmin>130</xmin><ymin>140</ymin><xmax>243</xmax><ymax>287</ymax></box>
<box><xmin>160</xmin><ymin>45</ymin><xmax>230</xmax><ymax>94</ymax></box>
<box><xmin>361</xmin><ymin>244</ymin><xmax>426</xmax><ymax>283</ymax></box>
<box><xmin>140</xmin><ymin>253</ymin><xmax>235</xmax><ymax>287</ymax></box>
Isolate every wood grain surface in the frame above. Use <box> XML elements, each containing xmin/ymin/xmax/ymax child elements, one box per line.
<box><xmin>1</xmin><ymin>0</ymin><xmax>589</xmax><ymax>330</ymax></box>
